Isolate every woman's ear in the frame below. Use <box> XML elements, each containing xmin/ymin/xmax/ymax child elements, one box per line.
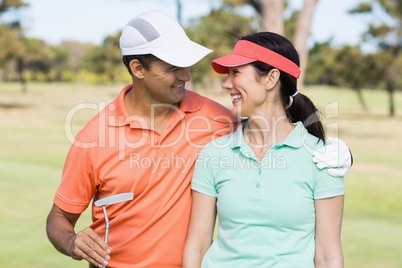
<box><xmin>130</xmin><ymin>59</ymin><xmax>145</xmax><ymax>79</ymax></box>
<box><xmin>265</xmin><ymin>69</ymin><xmax>281</xmax><ymax>91</ymax></box>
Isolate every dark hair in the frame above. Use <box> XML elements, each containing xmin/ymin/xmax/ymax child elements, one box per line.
<box><xmin>122</xmin><ymin>54</ymin><xmax>159</xmax><ymax>75</ymax></box>
<box><xmin>241</xmin><ymin>32</ymin><xmax>325</xmax><ymax>141</ymax></box>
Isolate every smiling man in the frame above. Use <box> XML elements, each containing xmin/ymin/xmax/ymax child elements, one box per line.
<box><xmin>46</xmin><ymin>11</ymin><xmax>352</xmax><ymax>268</ymax></box>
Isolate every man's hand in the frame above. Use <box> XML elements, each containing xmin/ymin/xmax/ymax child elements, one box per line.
<box><xmin>46</xmin><ymin>204</ymin><xmax>112</xmax><ymax>268</ymax></box>
<box><xmin>313</xmin><ymin>137</ymin><xmax>352</xmax><ymax>177</ymax></box>
<box><xmin>67</xmin><ymin>227</ymin><xmax>112</xmax><ymax>268</ymax></box>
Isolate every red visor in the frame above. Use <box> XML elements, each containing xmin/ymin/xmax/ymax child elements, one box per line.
<box><xmin>211</xmin><ymin>40</ymin><xmax>301</xmax><ymax>78</ymax></box>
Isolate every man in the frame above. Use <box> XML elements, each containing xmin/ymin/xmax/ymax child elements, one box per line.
<box><xmin>46</xmin><ymin>11</ymin><xmax>352</xmax><ymax>268</ymax></box>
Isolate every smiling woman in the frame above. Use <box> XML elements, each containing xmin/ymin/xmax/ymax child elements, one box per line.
<box><xmin>182</xmin><ymin>31</ymin><xmax>348</xmax><ymax>268</ymax></box>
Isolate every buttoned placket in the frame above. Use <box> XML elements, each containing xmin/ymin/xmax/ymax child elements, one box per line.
<box><xmin>238</xmin><ymin>146</ymin><xmax>264</xmax><ymax>194</ymax></box>
<box><xmin>233</xmin><ymin>122</ymin><xmax>302</xmax><ymax>194</ymax></box>
<box><xmin>157</xmin><ymin>108</ymin><xmax>186</xmax><ymax>148</ymax></box>
<box><xmin>242</xmin><ymin>144</ymin><xmax>286</xmax><ymax>195</ymax></box>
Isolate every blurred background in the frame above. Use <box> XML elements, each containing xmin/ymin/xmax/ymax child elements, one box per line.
<box><xmin>0</xmin><ymin>0</ymin><xmax>401</xmax><ymax>267</ymax></box>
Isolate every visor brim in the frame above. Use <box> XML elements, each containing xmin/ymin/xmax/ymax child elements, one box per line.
<box><xmin>211</xmin><ymin>54</ymin><xmax>256</xmax><ymax>74</ymax></box>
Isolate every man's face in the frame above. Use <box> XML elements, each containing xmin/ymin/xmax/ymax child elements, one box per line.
<box><xmin>141</xmin><ymin>60</ymin><xmax>191</xmax><ymax>105</ymax></box>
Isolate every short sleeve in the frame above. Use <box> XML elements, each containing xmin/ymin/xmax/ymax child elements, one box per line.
<box><xmin>54</xmin><ymin>135</ymin><xmax>97</xmax><ymax>214</ymax></box>
<box><xmin>313</xmin><ymin>168</ymin><xmax>345</xmax><ymax>200</ymax></box>
<box><xmin>191</xmin><ymin>146</ymin><xmax>218</xmax><ymax>197</ymax></box>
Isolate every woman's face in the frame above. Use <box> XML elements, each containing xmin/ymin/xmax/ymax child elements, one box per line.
<box><xmin>221</xmin><ymin>64</ymin><xmax>268</xmax><ymax>117</ymax></box>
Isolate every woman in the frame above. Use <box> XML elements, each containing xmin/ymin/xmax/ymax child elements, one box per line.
<box><xmin>182</xmin><ymin>32</ymin><xmax>345</xmax><ymax>268</ymax></box>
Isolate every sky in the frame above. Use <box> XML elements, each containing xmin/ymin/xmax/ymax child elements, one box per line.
<box><xmin>13</xmin><ymin>0</ymin><xmax>371</xmax><ymax>47</ymax></box>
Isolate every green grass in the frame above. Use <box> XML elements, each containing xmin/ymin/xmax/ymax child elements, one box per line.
<box><xmin>342</xmin><ymin>217</ymin><xmax>402</xmax><ymax>268</ymax></box>
<box><xmin>0</xmin><ymin>82</ymin><xmax>401</xmax><ymax>267</ymax></box>
<box><xmin>0</xmin><ymin>159</ymin><xmax>92</xmax><ymax>267</ymax></box>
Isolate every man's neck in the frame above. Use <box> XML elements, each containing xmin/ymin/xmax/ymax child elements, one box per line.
<box><xmin>124</xmin><ymin>85</ymin><xmax>179</xmax><ymax>133</ymax></box>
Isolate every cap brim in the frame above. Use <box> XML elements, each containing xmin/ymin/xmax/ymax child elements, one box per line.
<box><xmin>153</xmin><ymin>39</ymin><xmax>213</xmax><ymax>68</ymax></box>
<box><xmin>121</xmin><ymin>28</ymin><xmax>212</xmax><ymax>68</ymax></box>
<box><xmin>211</xmin><ymin>54</ymin><xmax>256</xmax><ymax>74</ymax></box>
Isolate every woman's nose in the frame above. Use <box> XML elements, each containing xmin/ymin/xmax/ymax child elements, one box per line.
<box><xmin>221</xmin><ymin>75</ymin><xmax>232</xmax><ymax>91</ymax></box>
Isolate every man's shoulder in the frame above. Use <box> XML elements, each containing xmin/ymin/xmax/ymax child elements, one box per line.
<box><xmin>185</xmin><ymin>91</ymin><xmax>239</xmax><ymax>135</ymax></box>
<box><xmin>73</xmin><ymin>101</ymin><xmax>115</xmax><ymax>143</ymax></box>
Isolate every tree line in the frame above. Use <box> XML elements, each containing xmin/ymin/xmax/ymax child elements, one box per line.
<box><xmin>0</xmin><ymin>0</ymin><xmax>401</xmax><ymax>116</ymax></box>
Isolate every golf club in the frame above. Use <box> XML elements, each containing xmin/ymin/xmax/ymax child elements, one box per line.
<box><xmin>94</xmin><ymin>192</ymin><xmax>134</xmax><ymax>268</ymax></box>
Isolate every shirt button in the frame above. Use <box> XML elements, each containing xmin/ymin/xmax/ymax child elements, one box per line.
<box><xmin>258</xmin><ymin>169</ymin><xmax>261</xmax><ymax>175</ymax></box>
<box><xmin>256</xmin><ymin>183</ymin><xmax>261</xmax><ymax>188</ymax></box>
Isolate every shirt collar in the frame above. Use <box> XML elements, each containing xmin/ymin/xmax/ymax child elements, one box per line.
<box><xmin>229</xmin><ymin>121</ymin><xmax>306</xmax><ymax>149</ymax></box>
<box><xmin>107</xmin><ymin>85</ymin><xmax>201</xmax><ymax>127</ymax></box>
<box><xmin>229</xmin><ymin>121</ymin><xmax>246</xmax><ymax>149</ymax></box>
<box><xmin>107</xmin><ymin>85</ymin><xmax>132</xmax><ymax>127</ymax></box>
<box><xmin>281</xmin><ymin>121</ymin><xmax>305</xmax><ymax>149</ymax></box>
<box><xmin>178</xmin><ymin>90</ymin><xmax>202</xmax><ymax>113</ymax></box>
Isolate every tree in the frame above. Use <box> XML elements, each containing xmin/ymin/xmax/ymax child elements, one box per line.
<box><xmin>0</xmin><ymin>0</ymin><xmax>28</xmax><ymax>26</ymax></box>
<box><xmin>0</xmin><ymin>24</ymin><xmax>24</xmax><ymax>80</ymax></box>
<box><xmin>331</xmin><ymin>45</ymin><xmax>381</xmax><ymax>112</ymax></box>
<box><xmin>350</xmin><ymin>0</ymin><xmax>402</xmax><ymax>116</ymax></box>
<box><xmin>260</xmin><ymin>0</ymin><xmax>284</xmax><ymax>34</ymax></box>
<box><xmin>15</xmin><ymin>38</ymin><xmax>70</xmax><ymax>82</ymax></box>
<box><xmin>20</xmin><ymin>38</ymin><xmax>47</xmax><ymax>78</ymax></box>
<box><xmin>223</xmin><ymin>0</ymin><xmax>318</xmax><ymax>89</ymax></box>
<box><xmin>83</xmin><ymin>31</ymin><xmax>125</xmax><ymax>84</ymax></box>
<box><xmin>59</xmin><ymin>41</ymin><xmax>92</xmax><ymax>73</ymax></box>
<box><xmin>44</xmin><ymin>45</ymin><xmax>69</xmax><ymax>81</ymax></box>
<box><xmin>306</xmin><ymin>41</ymin><xmax>387</xmax><ymax>112</ymax></box>
<box><xmin>0</xmin><ymin>0</ymin><xmax>29</xmax><ymax>91</ymax></box>
<box><xmin>305</xmin><ymin>40</ymin><xmax>337</xmax><ymax>86</ymax></box>
<box><xmin>292</xmin><ymin>0</ymin><xmax>317</xmax><ymax>89</ymax></box>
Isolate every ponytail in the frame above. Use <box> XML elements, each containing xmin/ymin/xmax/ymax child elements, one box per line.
<box><xmin>278</xmin><ymin>71</ymin><xmax>325</xmax><ymax>141</ymax></box>
<box><xmin>285</xmin><ymin>93</ymin><xmax>325</xmax><ymax>141</ymax></box>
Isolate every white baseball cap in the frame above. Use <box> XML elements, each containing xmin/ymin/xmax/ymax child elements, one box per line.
<box><xmin>120</xmin><ymin>11</ymin><xmax>213</xmax><ymax>67</ymax></box>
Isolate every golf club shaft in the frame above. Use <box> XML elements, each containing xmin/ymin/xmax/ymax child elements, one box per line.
<box><xmin>95</xmin><ymin>193</ymin><xmax>133</xmax><ymax>268</ymax></box>
<box><xmin>102</xmin><ymin>205</ymin><xmax>110</xmax><ymax>268</ymax></box>
<box><xmin>102</xmin><ymin>206</ymin><xmax>110</xmax><ymax>243</ymax></box>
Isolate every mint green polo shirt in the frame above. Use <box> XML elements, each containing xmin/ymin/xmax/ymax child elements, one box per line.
<box><xmin>191</xmin><ymin>121</ymin><xmax>345</xmax><ymax>268</ymax></box>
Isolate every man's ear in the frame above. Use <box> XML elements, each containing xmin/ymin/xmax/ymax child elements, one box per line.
<box><xmin>264</xmin><ymin>69</ymin><xmax>281</xmax><ymax>91</ymax></box>
<box><xmin>130</xmin><ymin>59</ymin><xmax>145</xmax><ymax>79</ymax></box>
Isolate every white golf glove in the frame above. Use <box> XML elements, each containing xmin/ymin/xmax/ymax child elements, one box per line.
<box><xmin>313</xmin><ymin>137</ymin><xmax>352</xmax><ymax>177</ymax></box>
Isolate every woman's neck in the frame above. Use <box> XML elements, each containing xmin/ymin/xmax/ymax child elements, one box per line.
<box><xmin>244</xmin><ymin>106</ymin><xmax>294</xmax><ymax>152</ymax></box>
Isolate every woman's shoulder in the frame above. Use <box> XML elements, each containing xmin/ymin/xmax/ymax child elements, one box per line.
<box><xmin>290</xmin><ymin>122</ymin><xmax>325</xmax><ymax>150</ymax></box>
<box><xmin>303</xmin><ymin>131</ymin><xmax>326</xmax><ymax>150</ymax></box>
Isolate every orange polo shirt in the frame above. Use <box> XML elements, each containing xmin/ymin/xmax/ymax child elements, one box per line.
<box><xmin>54</xmin><ymin>85</ymin><xmax>237</xmax><ymax>267</ymax></box>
